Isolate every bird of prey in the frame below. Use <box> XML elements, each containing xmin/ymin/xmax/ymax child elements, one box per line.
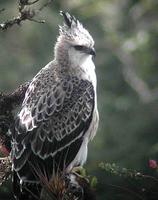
<box><xmin>11</xmin><ymin>11</ymin><xmax>99</xmax><ymax>199</ymax></box>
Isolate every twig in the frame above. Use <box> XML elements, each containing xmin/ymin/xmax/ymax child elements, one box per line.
<box><xmin>19</xmin><ymin>0</ymin><xmax>40</xmax><ymax>6</ymax></box>
<box><xmin>39</xmin><ymin>0</ymin><xmax>53</xmax><ymax>11</ymax></box>
<box><xmin>0</xmin><ymin>0</ymin><xmax>53</xmax><ymax>30</ymax></box>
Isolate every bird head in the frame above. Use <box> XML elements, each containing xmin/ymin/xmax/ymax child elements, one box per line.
<box><xmin>55</xmin><ymin>11</ymin><xmax>95</xmax><ymax>66</ymax></box>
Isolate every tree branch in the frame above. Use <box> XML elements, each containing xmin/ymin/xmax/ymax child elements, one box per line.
<box><xmin>105</xmin><ymin>39</ymin><xmax>158</xmax><ymax>103</ymax></box>
<box><xmin>0</xmin><ymin>81</ymin><xmax>29</xmax><ymax>152</ymax></box>
<box><xmin>0</xmin><ymin>0</ymin><xmax>53</xmax><ymax>31</ymax></box>
<box><xmin>0</xmin><ymin>82</ymin><xmax>29</xmax><ymax>185</ymax></box>
<box><xmin>117</xmin><ymin>49</ymin><xmax>158</xmax><ymax>103</ymax></box>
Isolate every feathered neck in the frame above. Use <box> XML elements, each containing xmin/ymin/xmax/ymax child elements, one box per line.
<box><xmin>54</xmin><ymin>37</ymin><xmax>70</xmax><ymax>70</ymax></box>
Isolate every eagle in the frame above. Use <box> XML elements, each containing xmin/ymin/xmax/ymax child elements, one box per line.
<box><xmin>11</xmin><ymin>11</ymin><xmax>99</xmax><ymax>200</ymax></box>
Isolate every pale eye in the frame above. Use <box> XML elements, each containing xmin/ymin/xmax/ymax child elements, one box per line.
<box><xmin>74</xmin><ymin>45</ymin><xmax>85</xmax><ymax>51</ymax></box>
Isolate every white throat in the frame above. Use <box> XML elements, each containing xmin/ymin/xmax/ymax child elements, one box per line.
<box><xmin>80</xmin><ymin>55</ymin><xmax>96</xmax><ymax>84</ymax></box>
<box><xmin>69</xmin><ymin>54</ymin><xmax>96</xmax><ymax>89</ymax></box>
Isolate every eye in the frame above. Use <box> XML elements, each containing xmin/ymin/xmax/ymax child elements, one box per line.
<box><xmin>74</xmin><ymin>45</ymin><xmax>84</xmax><ymax>51</ymax></box>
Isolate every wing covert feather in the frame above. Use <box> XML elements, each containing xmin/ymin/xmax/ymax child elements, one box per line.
<box><xmin>12</xmin><ymin>75</ymin><xmax>95</xmax><ymax>171</ymax></box>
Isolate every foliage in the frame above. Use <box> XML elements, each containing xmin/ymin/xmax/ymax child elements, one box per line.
<box><xmin>0</xmin><ymin>0</ymin><xmax>158</xmax><ymax>199</ymax></box>
<box><xmin>98</xmin><ymin>162</ymin><xmax>158</xmax><ymax>200</ymax></box>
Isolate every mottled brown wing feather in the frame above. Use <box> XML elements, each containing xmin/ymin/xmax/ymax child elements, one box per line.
<box><xmin>12</xmin><ymin>75</ymin><xmax>94</xmax><ymax>174</ymax></box>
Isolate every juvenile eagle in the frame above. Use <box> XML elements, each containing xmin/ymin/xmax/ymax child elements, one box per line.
<box><xmin>12</xmin><ymin>11</ymin><xmax>99</xmax><ymax>199</ymax></box>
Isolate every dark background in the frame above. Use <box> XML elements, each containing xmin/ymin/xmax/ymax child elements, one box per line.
<box><xmin>0</xmin><ymin>0</ymin><xmax>158</xmax><ymax>199</ymax></box>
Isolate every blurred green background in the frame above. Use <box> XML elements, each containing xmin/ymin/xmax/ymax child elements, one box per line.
<box><xmin>0</xmin><ymin>0</ymin><xmax>158</xmax><ymax>199</ymax></box>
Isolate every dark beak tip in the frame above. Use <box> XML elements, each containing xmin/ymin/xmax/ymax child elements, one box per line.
<box><xmin>90</xmin><ymin>48</ymin><xmax>96</xmax><ymax>56</ymax></box>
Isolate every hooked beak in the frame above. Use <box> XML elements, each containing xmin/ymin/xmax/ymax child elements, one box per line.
<box><xmin>84</xmin><ymin>47</ymin><xmax>96</xmax><ymax>57</ymax></box>
<box><xmin>89</xmin><ymin>47</ymin><xmax>96</xmax><ymax>56</ymax></box>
